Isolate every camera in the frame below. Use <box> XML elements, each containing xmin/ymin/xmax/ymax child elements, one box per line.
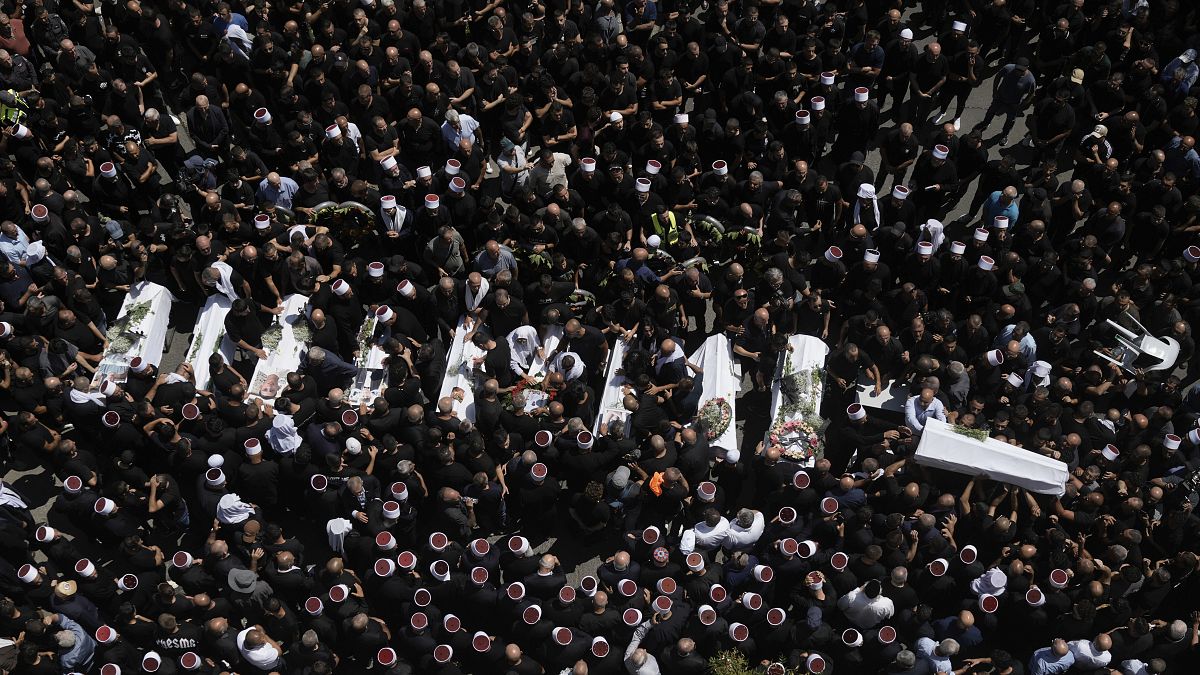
<box><xmin>1181</xmin><ymin>467</ymin><xmax>1200</xmax><ymax>493</ymax></box>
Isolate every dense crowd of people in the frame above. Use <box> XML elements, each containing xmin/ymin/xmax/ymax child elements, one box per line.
<box><xmin>1</xmin><ymin>0</ymin><xmax>1200</xmax><ymax>673</ymax></box>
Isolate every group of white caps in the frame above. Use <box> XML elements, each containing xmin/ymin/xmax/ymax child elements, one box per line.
<box><xmin>821</xmin><ymin>210</ymin><xmax>1011</xmax><ymax>271</ymax></box>
<box><xmin>17</xmin><ymin>548</ymin><xmax>200</xmax><ymax>673</ymax></box>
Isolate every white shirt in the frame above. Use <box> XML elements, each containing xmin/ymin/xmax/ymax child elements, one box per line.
<box><xmin>529</xmin><ymin>152</ymin><xmax>573</xmax><ymax>195</ymax></box>
<box><xmin>1069</xmin><ymin>640</ymin><xmax>1112</xmax><ymax>669</ymax></box>
<box><xmin>682</xmin><ymin>517</ymin><xmax>730</xmax><ymax>553</ymax></box>
<box><xmin>550</xmin><ymin>351</ymin><xmax>585</xmax><ymax>381</ymax></box>
<box><xmin>723</xmin><ymin>511</ymin><xmax>764</xmax><ymax>550</ymax></box>
<box><xmin>236</xmin><ymin>628</ymin><xmax>282</xmax><ymax>669</ymax></box>
<box><xmin>838</xmin><ymin>587</ymin><xmax>895</xmax><ymax>629</ymax></box>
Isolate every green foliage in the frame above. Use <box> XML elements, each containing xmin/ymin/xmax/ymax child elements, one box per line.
<box><xmin>952</xmin><ymin>425</ymin><xmax>989</xmax><ymax>442</ymax></box>
<box><xmin>709</xmin><ymin>650</ymin><xmax>754</xmax><ymax>675</ymax></box>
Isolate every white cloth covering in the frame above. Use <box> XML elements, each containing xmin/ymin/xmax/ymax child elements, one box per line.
<box><xmin>216</xmin><ymin>493</ymin><xmax>255</xmax><ymax>524</ymax></box>
<box><xmin>465</xmin><ymin>277</ymin><xmax>490</xmax><ymax>312</ymax></box>
<box><xmin>267</xmin><ymin>413</ymin><xmax>302</xmax><ymax>455</ymax></box>
<box><xmin>209</xmin><ymin>261</ymin><xmax>240</xmax><ymax>302</ymax></box>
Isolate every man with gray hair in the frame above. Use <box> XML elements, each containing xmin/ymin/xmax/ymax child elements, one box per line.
<box><xmin>50</xmin><ymin>612</ymin><xmax>95</xmax><ymax>672</ymax></box>
<box><xmin>915</xmin><ymin>636</ymin><xmax>958</xmax><ymax>672</ymax></box>
<box><xmin>300</xmin><ymin>344</ymin><xmax>357</xmax><ymax>390</ymax></box>
<box><xmin>441</xmin><ymin>107</ymin><xmax>480</xmax><ymax>151</ymax></box>
<box><xmin>723</xmin><ymin>508</ymin><xmax>764</xmax><ymax>551</ymax></box>
<box><xmin>625</xmin><ymin>617</ymin><xmax>662</xmax><ymax>675</ymax></box>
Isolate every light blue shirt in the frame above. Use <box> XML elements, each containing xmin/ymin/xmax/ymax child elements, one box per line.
<box><xmin>1029</xmin><ymin>646</ymin><xmax>1075</xmax><ymax>675</ymax></box>
<box><xmin>57</xmin><ymin>614</ymin><xmax>95</xmax><ymax>673</ymax></box>
<box><xmin>474</xmin><ymin>246</ymin><xmax>518</xmax><ymax>278</ymax></box>
<box><xmin>994</xmin><ymin>324</ymin><xmax>1038</xmax><ymax>362</ymax></box>
<box><xmin>257</xmin><ymin>176</ymin><xmax>300</xmax><ymax>210</ymax></box>
<box><xmin>441</xmin><ymin>114</ymin><xmax>481</xmax><ymax>151</ymax></box>
<box><xmin>0</xmin><ymin>227</ymin><xmax>29</xmax><ymax>264</ymax></box>
<box><xmin>983</xmin><ymin>191</ymin><xmax>1020</xmax><ymax>228</ymax></box>
<box><xmin>1166</xmin><ymin>136</ymin><xmax>1200</xmax><ymax>181</ymax></box>
<box><xmin>905</xmin><ymin>394</ymin><xmax>947</xmax><ymax>432</ymax></box>
<box><xmin>915</xmin><ymin>637</ymin><xmax>953</xmax><ymax>673</ymax></box>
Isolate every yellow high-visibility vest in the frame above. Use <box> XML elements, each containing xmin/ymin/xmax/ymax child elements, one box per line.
<box><xmin>650</xmin><ymin>210</ymin><xmax>680</xmax><ymax>245</ymax></box>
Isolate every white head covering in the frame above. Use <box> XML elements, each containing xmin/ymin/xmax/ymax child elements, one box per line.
<box><xmin>970</xmin><ymin>567</ymin><xmax>1009</xmax><ymax>597</ymax></box>
<box><xmin>465</xmin><ymin>277</ymin><xmax>490</xmax><ymax>312</ymax></box>
<box><xmin>853</xmin><ymin>183</ymin><xmax>881</xmax><ymax>229</ymax></box>
<box><xmin>215</xmin><ymin>493</ymin><xmax>255</xmax><ymax>524</ymax></box>
<box><xmin>208</xmin><ymin>261</ymin><xmax>240</xmax><ymax>302</ymax></box>
<box><xmin>267</xmin><ymin>413</ymin><xmax>302</xmax><ymax>455</ymax></box>
<box><xmin>507</xmin><ymin>325</ymin><xmax>543</xmax><ymax>371</ymax></box>
<box><xmin>920</xmin><ymin>219</ymin><xmax>945</xmax><ymax>252</ymax></box>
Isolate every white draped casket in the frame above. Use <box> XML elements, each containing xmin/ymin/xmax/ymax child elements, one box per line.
<box><xmin>914</xmin><ymin>418</ymin><xmax>1069</xmax><ymax>496</ymax></box>
<box><xmin>185</xmin><ymin>294</ymin><xmax>238</xmax><ymax>391</ymax></box>
<box><xmin>246</xmin><ymin>294</ymin><xmax>311</xmax><ymax>402</ymax></box>
<box><xmin>687</xmin><ymin>334</ymin><xmax>740</xmax><ymax>454</ymax></box>
<box><xmin>764</xmin><ymin>334</ymin><xmax>829</xmax><ymax>466</ymax></box>
<box><xmin>593</xmin><ymin>339</ymin><xmax>631</xmax><ymax>437</ymax></box>
<box><xmin>346</xmin><ymin>312</ymin><xmax>390</xmax><ymax>406</ymax></box>
<box><xmin>438</xmin><ymin>317</ymin><xmax>486</xmax><ymax>422</ymax></box>
<box><xmin>92</xmin><ymin>281</ymin><xmax>175</xmax><ymax>385</ymax></box>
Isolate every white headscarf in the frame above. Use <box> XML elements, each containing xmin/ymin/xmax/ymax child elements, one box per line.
<box><xmin>0</xmin><ymin>482</ymin><xmax>28</xmax><ymax>509</ymax></box>
<box><xmin>266</xmin><ymin>413</ymin><xmax>302</xmax><ymax>455</ymax></box>
<box><xmin>69</xmin><ymin>388</ymin><xmax>106</xmax><ymax>405</ymax></box>
<box><xmin>380</xmin><ymin>203</ymin><xmax>410</xmax><ymax>234</ymax></box>
<box><xmin>326</xmin><ymin>517</ymin><xmax>353</xmax><ymax>553</ymax></box>
<box><xmin>216</xmin><ymin>493</ymin><xmax>255</xmax><ymax>524</ymax></box>
<box><xmin>507</xmin><ymin>325</ymin><xmax>542</xmax><ymax>370</ymax></box>
<box><xmin>852</xmin><ymin>193</ymin><xmax>881</xmax><ymax>231</ymax></box>
<box><xmin>970</xmin><ymin>567</ymin><xmax>1008</xmax><ymax>597</ymax></box>
<box><xmin>225</xmin><ymin>24</ymin><xmax>254</xmax><ymax>59</ymax></box>
<box><xmin>209</xmin><ymin>261</ymin><xmax>240</xmax><ymax>302</ymax></box>
<box><xmin>919</xmin><ymin>219</ymin><xmax>946</xmax><ymax>253</ymax></box>
<box><xmin>465</xmin><ymin>277</ymin><xmax>491</xmax><ymax>311</ymax></box>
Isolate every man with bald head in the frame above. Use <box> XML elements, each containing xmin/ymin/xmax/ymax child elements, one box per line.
<box><xmin>237</xmin><ymin>626</ymin><xmax>284</xmax><ymax>670</ymax></box>
<box><xmin>732</xmin><ymin>308</ymin><xmax>772</xmax><ymax>374</ymax></box>
<box><xmin>619</xmin><ymin>248</ymin><xmax>679</xmax><ymax>291</ymax></box>
<box><xmin>263</xmin><ymin>550</ymin><xmax>313</xmax><ymax>606</ymax></box>
<box><xmin>1028</xmin><ymin>637</ymin><xmax>1074</xmax><ymax>674</ymax></box>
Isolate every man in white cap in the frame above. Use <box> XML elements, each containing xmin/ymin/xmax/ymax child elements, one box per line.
<box><xmin>832</xmin><ymin>84</ymin><xmax>880</xmax><ymax>164</ymax></box>
<box><xmin>911</xmin><ymin>140</ymin><xmax>958</xmax><ymax>222</ymax></box>
<box><xmin>880</xmin><ymin>27</ymin><xmax>918</xmax><ymax>119</ymax></box>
